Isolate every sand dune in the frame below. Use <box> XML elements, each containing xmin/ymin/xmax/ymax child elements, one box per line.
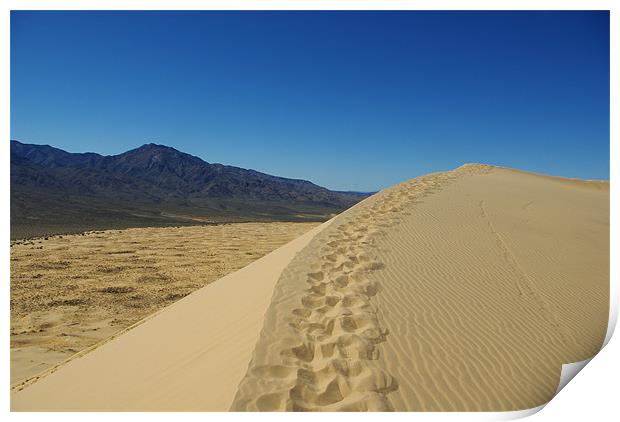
<box><xmin>231</xmin><ymin>165</ymin><xmax>608</xmax><ymax>411</ymax></box>
<box><xmin>11</xmin><ymin>165</ymin><xmax>609</xmax><ymax>411</ymax></box>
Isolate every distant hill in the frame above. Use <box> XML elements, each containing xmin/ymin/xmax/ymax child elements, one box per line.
<box><xmin>10</xmin><ymin>141</ymin><xmax>368</xmax><ymax>239</ymax></box>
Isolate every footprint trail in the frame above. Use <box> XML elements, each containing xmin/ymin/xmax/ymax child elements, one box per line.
<box><xmin>230</xmin><ymin>165</ymin><xmax>493</xmax><ymax>411</ymax></box>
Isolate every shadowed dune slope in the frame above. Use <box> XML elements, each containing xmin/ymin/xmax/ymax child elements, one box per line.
<box><xmin>231</xmin><ymin>165</ymin><xmax>608</xmax><ymax>411</ymax></box>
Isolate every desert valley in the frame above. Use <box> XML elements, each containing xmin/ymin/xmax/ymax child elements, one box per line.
<box><xmin>10</xmin><ymin>158</ymin><xmax>609</xmax><ymax>411</ymax></box>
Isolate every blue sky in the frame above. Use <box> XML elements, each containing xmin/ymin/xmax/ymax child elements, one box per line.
<box><xmin>11</xmin><ymin>11</ymin><xmax>609</xmax><ymax>191</ymax></box>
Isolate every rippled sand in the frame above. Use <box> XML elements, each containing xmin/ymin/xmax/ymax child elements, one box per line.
<box><xmin>232</xmin><ymin>165</ymin><xmax>608</xmax><ymax>411</ymax></box>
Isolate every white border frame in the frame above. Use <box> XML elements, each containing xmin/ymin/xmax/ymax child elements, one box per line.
<box><xmin>2</xmin><ymin>2</ymin><xmax>616</xmax><ymax>421</ymax></box>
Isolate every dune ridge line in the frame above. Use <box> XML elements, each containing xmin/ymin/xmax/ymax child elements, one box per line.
<box><xmin>230</xmin><ymin>164</ymin><xmax>496</xmax><ymax>411</ymax></box>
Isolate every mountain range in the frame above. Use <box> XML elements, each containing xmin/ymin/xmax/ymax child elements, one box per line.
<box><xmin>10</xmin><ymin>141</ymin><xmax>368</xmax><ymax>239</ymax></box>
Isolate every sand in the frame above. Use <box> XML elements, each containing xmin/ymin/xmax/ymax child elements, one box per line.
<box><xmin>11</xmin><ymin>165</ymin><xmax>609</xmax><ymax>411</ymax></box>
<box><xmin>10</xmin><ymin>222</ymin><xmax>318</xmax><ymax>386</ymax></box>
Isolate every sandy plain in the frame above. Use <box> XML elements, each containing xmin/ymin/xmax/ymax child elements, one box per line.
<box><xmin>11</xmin><ymin>165</ymin><xmax>609</xmax><ymax>411</ymax></box>
<box><xmin>10</xmin><ymin>222</ymin><xmax>318</xmax><ymax>386</ymax></box>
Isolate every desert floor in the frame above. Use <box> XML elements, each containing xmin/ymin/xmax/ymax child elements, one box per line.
<box><xmin>11</xmin><ymin>165</ymin><xmax>609</xmax><ymax>412</ymax></box>
<box><xmin>10</xmin><ymin>222</ymin><xmax>318</xmax><ymax>385</ymax></box>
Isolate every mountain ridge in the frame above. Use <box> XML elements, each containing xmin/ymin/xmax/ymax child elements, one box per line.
<box><xmin>10</xmin><ymin>140</ymin><xmax>367</xmax><ymax>239</ymax></box>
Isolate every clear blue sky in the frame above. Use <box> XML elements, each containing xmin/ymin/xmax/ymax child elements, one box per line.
<box><xmin>11</xmin><ymin>11</ymin><xmax>609</xmax><ymax>191</ymax></box>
